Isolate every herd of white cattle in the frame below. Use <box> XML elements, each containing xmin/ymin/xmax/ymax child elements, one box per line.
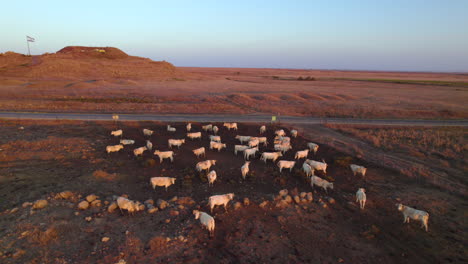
<box><xmin>106</xmin><ymin>122</ymin><xmax>429</xmax><ymax>235</ymax></box>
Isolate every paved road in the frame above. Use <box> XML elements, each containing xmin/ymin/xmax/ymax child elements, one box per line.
<box><xmin>0</xmin><ymin>112</ymin><xmax>467</xmax><ymax>126</ymax></box>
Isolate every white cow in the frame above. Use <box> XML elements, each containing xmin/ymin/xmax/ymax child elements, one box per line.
<box><xmin>259</xmin><ymin>125</ymin><xmax>266</xmax><ymax>134</ymax></box>
<box><xmin>209</xmin><ymin>135</ymin><xmax>221</xmax><ymax>142</ymax></box>
<box><xmin>111</xmin><ymin>129</ymin><xmax>123</xmax><ymax>137</ymax></box>
<box><xmin>120</xmin><ymin>139</ymin><xmax>135</xmax><ymax>145</ymax></box>
<box><xmin>235</xmin><ymin>135</ymin><xmax>251</xmax><ymax>144</ymax></box>
<box><xmin>223</xmin><ymin>122</ymin><xmax>238</xmax><ymax>130</ymax></box>
<box><xmin>350</xmin><ymin>164</ymin><xmax>367</xmax><ymax>177</ymax></box>
<box><xmin>167</xmin><ymin>125</ymin><xmax>176</xmax><ymax>132</ymax></box>
<box><xmin>133</xmin><ymin>146</ymin><xmax>147</xmax><ymax>157</ymax></box>
<box><xmin>307</xmin><ymin>142</ymin><xmax>319</xmax><ymax>154</ymax></box>
<box><xmin>248</xmin><ymin>138</ymin><xmax>260</xmax><ymax>148</ymax></box>
<box><xmin>209</xmin><ymin>141</ymin><xmax>226</xmax><ymax>152</ymax></box>
<box><xmin>306</xmin><ymin>159</ymin><xmax>328</xmax><ymax>174</ymax></box>
<box><xmin>186</xmin><ymin>123</ymin><xmax>192</xmax><ymax>132</ymax></box>
<box><xmin>208</xmin><ymin>193</ymin><xmax>234</xmax><ymax>213</ymax></box>
<box><xmin>168</xmin><ymin>139</ymin><xmax>185</xmax><ymax>149</ymax></box>
<box><xmin>244</xmin><ymin>147</ymin><xmax>259</xmax><ymax>160</ymax></box>
<box><xmin>202</xmin><ymin>124</ymin><xmax>213</xmax><ymax>132</ymax></box>
<box><xmin>310</xmin><ymin>176</ymin><xmax>333</xmax><ymax>193</ymax></box>
<box><xmin>275</xmin><ymin>129</ymin><xmax>286</xmax><ymax>137</ymax></box>
<box><xmin>212</xmin><ymin>126</ymin><xmax>219</xmax><ymax>135</ymax></box>
<box><xmin>143</xmin><ymin>129</ymin><xmax>153</xmax><ymax>136</ymax></box>
<box><xmin>302</xmin><ymin>162</ymin><xmax>314</xmax><ymax>178</ymax></box>
<box><xmin>193</xmin><ymin>210</ymin><xmax>215</xmax><ymax>237</ymax></box>
<box><xmin>150</xmin><ymin>177</ymin><xmax>176</xmax><ymax>191</ymax></box>
<box><xmin>154</xmin><ymin>150</ymin><xmax>174</xmax><ymax>163</ymax></box>
<box><xmin>192</xmin><ymin>147</ymin><xmax>206</xmax><ymax>158</ymax></box>
<box><xmin>260</xmin><ymin>152</ymin><xmax>283</xmax><ymax>163</ymax></box>
<box><xmin>207</xmin><ymin>170</ymin><xmax>217</xmax><ymax>187</ymax></box>
<box><xmin>196</xmin><ymin>160</ymin><xmax>217</xmax><ymax>173</ymax></box>
<box><xmin>290</xmin><ymin>129</ymin><xmax>298</xmax><ymax>138</ymax></box>
<box><xmin>274</xmin><ymin>143</ymin><xmax>292</xmax><ymax>154</ymax></box>
<box><xmin>396</xmin><ymin>203</ymin><xmax>429</xmax><ymax>232</ymax></box>
<box><xmin>234</xmin><ymin>145</ymin><xmax>250</xmax><ymax>155</ymax></box>
<box><xmin>294</xmin><ymin>149</ymin><xmax>309</xmax><ymax>160</ymax></box>
<box><xmin>277</xmin><ymin>160</ymin><xmax>296</xmax><ymax>172</ymax></box>
<box><xmin>187</xmin><ymin>132</ymin><xmax>202</xmax><ymax>140</ymax></box>
<box><xmin>257</xmin><ymin>137</ymin><xmax>268</xmax><ymax>146</ymax></box>
<box><xmin>106</xmin><ymin>144</ymin><xmax>123</xmax><ymax>154</ymax></box>
<box><xmin>356</xmin><ymin>188</ymin><xmax>366</xmax><ymax>210</ymax></box>
<box><xmin>146</xmin><ymin>140</ymin><xmax>153</xmax><ymax>150</ymax></box>
<box><xmin>241</xmin><ymin>161</ymin><xmax>251</xmax><ymax>179</ymax></box>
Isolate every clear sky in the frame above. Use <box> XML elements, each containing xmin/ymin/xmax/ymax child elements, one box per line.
<box><xmin>1</xmin><ymin>0</ymin><xmax>467</xmax><ymax>72</ymax></box>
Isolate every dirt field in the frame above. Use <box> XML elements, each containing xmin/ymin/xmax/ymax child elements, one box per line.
<box><xmin>1</xmin><ymin>48</ymin><xmax>467</xmax><ymax>119</ymax></box>
<box><xmin>0</xmin><ymin>120</ymin><xmax>466</xmax><ymax>263</ymax></box>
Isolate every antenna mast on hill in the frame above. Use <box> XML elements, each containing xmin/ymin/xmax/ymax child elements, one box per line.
<box><xmin>26</xmin><ymin>36</ymin><xmax>35</xmax><ymax>56</ymax></box>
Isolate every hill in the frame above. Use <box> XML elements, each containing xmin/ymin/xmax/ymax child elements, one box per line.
<box><xmin>0</xmin><ymin>46</ymin><xmax>182</xmax><ymax>80</ymax></box>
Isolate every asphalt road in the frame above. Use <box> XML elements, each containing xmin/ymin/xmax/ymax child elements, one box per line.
<box><xmin>0</xmin><ymin>112</ymin><xmax>467</xmax><ymax>126</ymax></box>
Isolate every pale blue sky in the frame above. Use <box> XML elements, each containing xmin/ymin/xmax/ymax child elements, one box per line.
<box><xmin>1</xmin><ymin>0</ymin><xmax>467</xmax><ymax>71</ymax></box>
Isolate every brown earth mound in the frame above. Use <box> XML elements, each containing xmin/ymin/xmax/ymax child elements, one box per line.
<box><xmin>0</xmin><ymin>46</ymin><xmax>183</xmax><ymax>80</ymax></box>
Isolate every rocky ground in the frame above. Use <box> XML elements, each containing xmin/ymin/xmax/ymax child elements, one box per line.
<box><xmin>0</xmin><ymin>120</ymin><xmax>466</xmax><ymax>263</ymax></box>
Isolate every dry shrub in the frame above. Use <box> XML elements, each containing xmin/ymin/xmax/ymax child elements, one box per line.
<box><xmin>93</xmin><ymin>170</ymin><xmax>118</xmax><ymax>181</ymax></box>
<box><xmin>28</xmin><ymin>227</ymin><xmax>58</xmax><ymax>246</ymax></box>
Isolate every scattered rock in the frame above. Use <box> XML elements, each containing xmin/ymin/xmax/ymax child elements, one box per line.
<box><xmin>157</xmin><ymin>199</ymin><xmax>168</xmax><ymax>210</ymax></box>
<box><xmin>56</xmin><ymin>191</ymin><xmax>74</xmax><ymax>200</ymax></box>
<box><xmin>178</xmin><ymin>205</ymin><xmax>185</xmax><ymax>210</ymax></box>
<box><xmin>259</xmin><ymin>201</ymin><xmax>269</xmax><ymax>209</ymax></box>
<box><xmin>177</xmin><ymin>197</ymin><xmax>196</xmax><ymax>206</ymax></box>
<box><xmin>234</xmin><ymin>202</ymin><xmax>242</xmax><ymax>210</ymax></box>
<box><xmin>307</xmin><ymin>192</ymin><xmax>313</xmax><ymax>202</ymax></box>
<box><xmin>300</xmin><ymin>192</ymin><xmax>307</xmax><ymax>198</ymax></box>
<box><xmin>115</xmin><ymin>260</ymin><xmax>126</xmax><ymax>264</ymax></box>
<box><xmin>22</xmin><ymin>202</ymin><xmax>33</xmax><ymax>208</ymax></box>
<box><xmin>86</xmin><ymin>194</ymin><xmax>98</xmax><ymax>203</ymax></box>
<box><xmin>10</xmin><ymin>207</ymin><xmax>19</xmax><ymax>214</ymax></box>
<box><xmin>91</xmin><ymin>200</ymin><xmax>102</xmax><ymax>207</ymax></box>
<box><xmin>170</xmin><ymin>196</ymin><xmax>178</xmax><ymax>202</ymax></box>
<box><xmin>301</xmin><ymin>198</ymin><xmax>308</xmax><ymax>203</ymax></box>
<box><xmin>284</xmin><ymin>195</ymin><xmax>293</xmax><ymax>204</ymax></box>
<box><xmin>32</xmin><ymin>199</ymin><xmax>48</xmax><ymax>210</ymax></box>
<box><xmin>275</xmin><ymin>200</ymin><xmax>289</xmax><ymax>209</ymax></box>
<box><xmin>108</xmin><ymin>202</ymin><xmax>118</xmax><ymax>213</ymax></box>
<box><xmin>327</xmin><ymin>197</ymin><xmax>336</xmax><ymax>204</ymax></box>
<box><xmin>148</xmin><ymin>207</ymin><xmax>158</xmax><ymax>214</ymax></box>
<box><xmin>145</xmin><ymin>199</ymin><xmax>154</xmax><ymax>205</ymax></box>
<box><xmin>19</xmin><ymin>126</ymin><xmax>24</xmax><ymax>130</ymax></box>
<box><xmin>85</xmin><ymin>216</ymin><xmax>92</xmax><ymax>222</ymax></box>
<box><xmin>101</xmin><ymin>237</ymin><xmax>110</xmax><ymax>242</ymax></box>
<box><xmin>319</xmin><ymin>201</ymin><xmax>328</xmax><ymax>208</ymax></box>
<box><xmin>279</xmin><ymin>189</ymin><xmax>288</xmax><ymax>197</ymax></box>
<box><xmin>243</xmin><ymin>198</ymin><xmax>250</xmax><ymax>206</ymax></box>
<box><xmin>293</xmin><ymin>196</ymin><xmax>301</xmax><ymax>204</ymax></box>
<box><xmin>78</xmin><ymin>201</ymin><xmax>90</xmax><ymax>210</ymax></box>
<box><xmin>169</xmin><ymin>210</ymin><xmax>179</xmax><ymax>217</ymax></box>
<box><xmin>165</xmin><ymin>219</ymin><xmax>171</xmax><ymax>223</ymax></box>
<box><xmin>104</xmin><ymin>201</ymin><xmax>109</xmax><ymax>205</ymax></box>
<box><xmin>74</xmin><ymin>212</ymin><xmax>80</xmax><ymax>216</ymax></box>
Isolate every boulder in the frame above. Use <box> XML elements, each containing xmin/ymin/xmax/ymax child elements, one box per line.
<box><xmin>32</xmin><ymin>200</ymin><xmax>48</xmax><ymax>210</ymax></box>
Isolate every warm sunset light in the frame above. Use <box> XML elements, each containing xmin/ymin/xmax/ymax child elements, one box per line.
<box><xmin>0</xmin><ymin>1</ymin><xmax>466</xmax><ymax>263</ymax></box>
